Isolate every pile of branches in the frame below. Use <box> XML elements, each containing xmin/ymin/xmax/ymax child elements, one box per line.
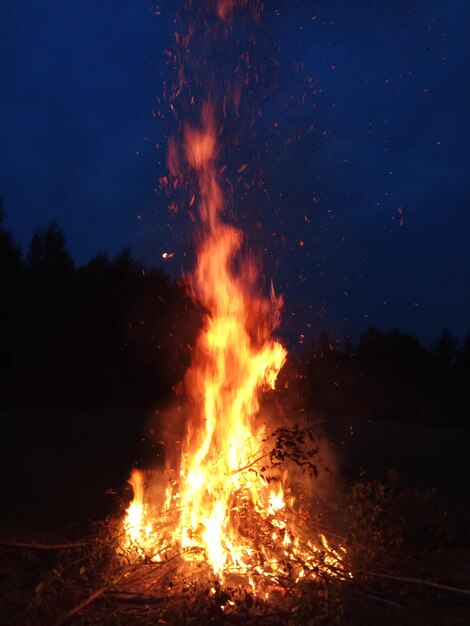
<box><xmin>0</xmin><ymin>520</ymin><xmax>350</xmax><ymax>625</ymax></box>
<box><xmin>1</xmin><ymin>473</ymin><xmax>469</xmax><ymax>626</ymax></box>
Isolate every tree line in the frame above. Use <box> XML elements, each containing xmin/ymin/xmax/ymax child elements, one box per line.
<box><xmin>0</xmin><ymin>202</ymin><xmax>201</xmax><ymax>409</ymax></box>
<box><xmin>1</xmin><ymin>203</ymin><xmax>468</xmax><ymax>428</ymax></box>
<box><xmin>297</xmin><ymin>327</ymin><xmax>469</xmax><ymax>429</ymax></box>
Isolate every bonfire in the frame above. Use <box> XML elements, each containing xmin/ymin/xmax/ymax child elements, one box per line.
<box><xmin>120</xmin><ymin>0</ymin><xmax>349</xmax><ymax>595</ymax></box>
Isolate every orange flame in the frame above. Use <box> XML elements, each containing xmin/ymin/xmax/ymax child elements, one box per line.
<box><xmin>122</xmin><ymin>103</ymin><xmax>349</xmax><ymax>588</ymax></box>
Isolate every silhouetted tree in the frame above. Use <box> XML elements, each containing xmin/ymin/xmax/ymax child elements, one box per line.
<box><xmin>0</xmin><ymin>200</ymin><xmax>23</xmax><ymax>282</ymax></box>
<box><xmin>0</xmin><ymin>201</ymin><xmax>25</xmax><ymax>400</ymax></box>
<box><xmin>457</xmin><ymin>335</ymin><xmax>470</xmax><ymax>370</ymax></box>
<box><xmin>358</xmin><ymin>328</ymin><xmax>437</xmax><ymax>423</ymax></box>
<box><xmin>433</xmin><ymin>329</ymin><xmax>458</xmax><ymax>367</ymax></box>
<box><xmin>27</xmin><ymin>221</ymin><xmax>74</xmax><ymax>280</ymax></box>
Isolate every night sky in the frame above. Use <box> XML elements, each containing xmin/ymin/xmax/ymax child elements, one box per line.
<box><xmin>1</xmin><ymin>0</ymin><xmax>469</xmax><ymax>346</ymax></box>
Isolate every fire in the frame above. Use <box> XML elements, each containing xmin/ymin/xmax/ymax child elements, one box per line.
<box><xmin>121</xmin><ymin>102</ymin><xmax>349</xmax><ymax>589</ymax></box>
<box><xmin>121</xmin><ymin>1</ymin><xmax>350</xmax><ymax>591</ymax></box>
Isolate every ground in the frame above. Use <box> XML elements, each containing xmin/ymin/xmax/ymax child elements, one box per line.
<box><xmin>1</xmin><ymin>410</ymin><xmax>469</xmax><ymax>624</ymax></box>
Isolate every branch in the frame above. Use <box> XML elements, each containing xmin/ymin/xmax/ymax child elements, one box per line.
<box><xmin>357</xmin><ymin>590</ymin><xmax>404</xmax><ymax>610</ymax></box>
<box><xmin>55</xmin><ymin>571</ymin><xmax>126</xmax><ymax>625</ymax></box>
<box><xmin>0</xmin><ymin>540</ymin><xmax>90</xmax><ymax>551</ymax></box>
<box><xmin>363</xmin><ymin>571</ymin><xmax>470</xmax><ymax>597</ymax></box>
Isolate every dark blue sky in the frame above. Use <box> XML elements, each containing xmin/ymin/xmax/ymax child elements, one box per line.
<box><xmin>1</xmin><ymin>0</ymin><xmax>469</xmax><ymax>345</ymax></box>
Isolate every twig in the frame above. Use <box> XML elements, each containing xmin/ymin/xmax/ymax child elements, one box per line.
<box><xmin>230</xmin><ymin>451</ymin><xmax>270</xmax><ymax>476</ymax></box>
<box><xmin>0</xmin><ymin>540</ymin><xmax>90</xmax><ymax>551</ymax></box>
<box><xmin>363</xmin><ymin>571</ymin><xmax>470</xmax><ymax>597</ymax></box>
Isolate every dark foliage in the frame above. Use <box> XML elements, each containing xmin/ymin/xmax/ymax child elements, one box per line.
<box><xmin>300</xmin><ymin>326</ymin><xmax>470</xmax><ymax>429</ymax></box>
<box><xmin>0</xmin><ymin>204</ymin><xmax>201</xmax><ymax>410</ymax></box>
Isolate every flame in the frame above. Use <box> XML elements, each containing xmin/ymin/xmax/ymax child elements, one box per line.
<box><xmin>121</xmin><ymin>102</ymin><xmax>349</xmax><ymax>589</ymax></box>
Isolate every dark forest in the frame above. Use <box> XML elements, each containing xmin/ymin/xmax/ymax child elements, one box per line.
<box><xmin>1</xmin><ymin>202</ymin><xmax>468</xmax><ymax>429</ymax></box>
